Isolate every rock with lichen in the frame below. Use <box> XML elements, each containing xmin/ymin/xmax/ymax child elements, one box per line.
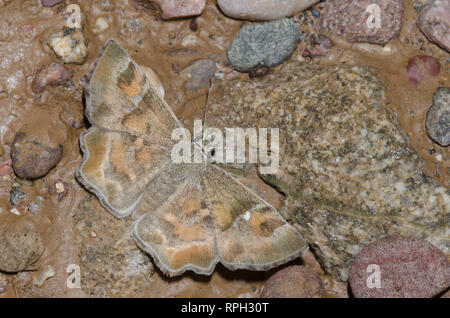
<box><xmin>208</xmin><ymin>62</ymin><xmax>450</xmax><ymax>281</ymax></box>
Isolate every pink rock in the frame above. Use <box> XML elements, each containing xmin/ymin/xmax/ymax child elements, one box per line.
<box><xmin>303</xmin><ymin>34</ymin><xmax>334</xmax><ymax>58</ymax></box>
<box><xmin>406</xmin><ymin>55</ymin><xmax>440</xmax><ymax>88</ymax></box>
<box><xmin>0</xmin><ymin>160</ymin><xmax>13</xmax><ymax>176</ymax></box>
<box><xmin>349</xmin><ymin>236</ymin><xmax>450</xmax><ymax>298</ymax></box>
<box><xmin>319</xmin><ymin>0</ymin><xmax>403</xmax><ymax>44</ymax></box>
<box><xmin>217</xmin><ymin>0</ymin><xmax>319</xmax><ymax>21</ymax></box>
<box><xmin>417</xmin><ymin>0</ymin><xmax>450</xmax><ymax>53</ymax></box>
<box><xmin>41</xmin><ymin>0</ymin><xmax>63</xmax><ymax>7</ymax></box>
<box><xmin>261</xmin><ymin>265</ymin><xmax>325</xmax><ymax>298</ymax></box>
<box><xmin>32</xmin><ymin>63</ymin><xmax>71</xmax><ymax>94</ymax></box>
<box><xmin>151</xmin><ymin>0</ymin><xmax>206</xmax><ymax>20</ymax></box>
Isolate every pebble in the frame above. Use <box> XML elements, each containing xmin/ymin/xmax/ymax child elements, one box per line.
<box><xmin>227</xmin><ymin>18</ymin><xmax>301</xmax><ymax>72</ymax></box>
<box><xmin>261</xmin><ymin>265</ymin><xmax>326</xmax><ymax>298</ymax></box>
<box><xmin>426</xmin><ymin>87</ymin><xmax>450</xmax><ymax>147</ymax></box>
<box><xmin>302</xmin><ymin>34</ymin><xmax>334</xmax><ymax>58</ymax></box>
<box><xmin>0</xmin><ymin>159</ymin><xmax>13</xmax><ymax>176</ymax></box>
<box><xmin>11</xmin><ymin>132</ymin><xmax>63</xmax><ymax>180</ymax></box>
<box><xmin>47</xmin><ymin>29</ymin><xmax>88</xmax><ymax>64</ymax></box>
<box><xmin>406</xmin><ymin>55</ymin><xmax>440</xmax><ymax>88</ymax></box>
<box><xmin>0</xmin><ymin>275</ymin><xmax>8</xmax><ymax>293</ymax></box>
<box><xmin>0</xmin><ymin>219</ymin><xmax>45</xmax><ymax>273</ymax></box>
<box><xmin>32</xmin><ymin>63</ymin><xmax>71</xmax><ymax>94</ymax></box>
<box><xmin>181</xmin><ymin>59</ymin><xmax>216</xmax><ymax>90</ymax></box>
<box><xmin>417</xmin><ymin>0</ymin><xmax>450</xmax><ymax>53</ymax></box>
<box><xmin>217</xmin><ymin>0</ymin><xmax>319</xmax><ymax>21</ymax></box>
<box><xmin>349</xmin><ymin>236</ymin><xmax>450</xmax><ymax>298</ymax></box>
<box><xmin>95</xmin><ymin>17</ymin><xmax>110</xmax><ymax>33</ymax></box>
<box><xmin>48</xmin><ymin>180</ymin><xmax>69</xmax><ymax>201</ymax></box>
<box><xmin>151</xmin><ymin>0</ymin><xmax>206</xmax><ymax>20</ymax></box>
<box><xmin>41</xmin><ymin>0</ymin><xmax>63</xmax><ymax>7</ymax></box>
<box><xmin>319</xmin><ymin>0</ymin><xmax>403</xmax><ymax>44</ymax></box>
<box><xmin>34</xmin><ymin>265</ymin><xmax>56</xmax><ymax>287</ymax></box>
<box><xmin>10</xmin><ymin>186</ymin><xmax>26</xmax><ymax>206</ymax></box>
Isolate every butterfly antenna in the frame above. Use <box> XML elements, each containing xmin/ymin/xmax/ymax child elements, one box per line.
<box><xmin>203</xmin><ymin>78</ymin><xmax>213</xmax><ymax>131</ymax></box>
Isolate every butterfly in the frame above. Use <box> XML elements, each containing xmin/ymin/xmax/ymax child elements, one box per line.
<box><xmin>76</xmin><ymin>40</ymin><xmax>308</xmax><ymax>276</ymax></box>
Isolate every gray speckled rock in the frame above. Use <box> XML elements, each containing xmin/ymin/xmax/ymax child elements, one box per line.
<box><xmin>208</xmin><ymin>62</ymin><xmax>450</xmax><ymax>281</ymax></box>
<box><xmin>227</xmin><ymin>18</ymin><xmax>301</xmax><ymax>72</ymax></box>
<box><xmin>0</xmin><ymin>219</ymin><xmax>44</xmax><ymax>273</ymax></box>
<box><xmin>426</xmin><ymin>87</ymin><xmax>450</xmax><ymax>147</ymax></box>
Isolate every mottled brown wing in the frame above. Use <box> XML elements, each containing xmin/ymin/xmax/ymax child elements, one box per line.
<box><xmin>77</xmin><ymin>41</ymin><xmax>178</xmax><ymax>218</ymax></box>
<box><xmin>85</xmin><ymin>40</ymin><xmax>181</xmax><ymax>143</ymax></box>
<box><xmin>131</xmin><ymin>164</ymin><xmax>219</xmax><ymax>276</ymax></box>
<box><xmin>77</xmin><ymin>127</ymin><xmax>170</xmax><ymax>218</ymax></box>
<box><xmin>131</xmin><ymin>164</ymin><xmax>308</xmax><ymax>276</ymax></box>
<box><xmin>202</xmin><ymin>165</ymin><xmax>308</xmax><ymax>271</ymax></box>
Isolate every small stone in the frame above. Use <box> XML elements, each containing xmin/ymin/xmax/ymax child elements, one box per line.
<box><xmin>426</xmin><ymin>87</ymin><xmax>450</xmax><ymax>147</ymax></box>
<box><xmin>11</xmin><ymin>132</ymin><xmax>63</xmax><ymax>180</ymax></box>
<box><xmin>34</xmin><ymin>265</ymin><xmax>56</xmax><ymax>287</ymax></box>
<box><xmin>151</xmin><ymin>0</ymin><xmax>206</xmax><ymax>20</ymax></box>
<box><xmin>47</xmin><ymin>29</ymin><xmax>88</xmax><ymax>64</ymax></box>
<box><xmin>10</xmin><ymin>186</ymin><xmax>26</xmax><ymax>206</ymax></box>
<box><xmin>0</xmin><ymin>275</ymin><xmax>8</xmax><ymax>293</ymax></box>
<box><xmin>181</xmin><ymin>59</ymin><xmax>216</xmax><ymax>90</ymax></box>
<box><xmin>417</xmin><ymin>0</ymin><xmax>450</xmax><ymax>53</ymax></box>
<box><xmin>261</xmin><ymin>265</ymin><xmax>325</xmax><ymax>298</ymax></box>
<box><xmin>227</xmin><ymin>18</ymin><xmax>301</xmax><ymax>72</ymax></box>
<box><xmin>32</xmin><ymin>63</ymin><xmax>71</xmax><ymax>94</ymax></box>
<box><xmin>48</xmin><ymin>180</ymin><xmax>70</xmax><ymax>201</ymax></box>
<box><xmin>349</xmin><ymin>236</ymin><xmax>450</xmax><ymax>298</ymax></box>
<box><xmin>406</xmin><ymin>55</ymin><xmax>440</xmax><ymax>88</ymax></box>
<box><xmin>310</xmin><ymin>7</ymin><xmax>320</xmax><ymax>18</ymax></box>
<box><xmin>95</xmin><ymin>17</ymin><xmax>110</xmax><ymax>33</ymax></box>
<box><xmin>319</xmin><ymin>0</ymin><xmax>404</xmax><ymax>44</ymax></box>
<box><xmin>302</xmin><ymin>34</ymin><xmax>334</xmax><ymax>58</ymax></box>
<box><xmin>41</xmin><ymin>0</ymin><xmax>63</xmax><ymax>7</ymax></box>
<box><xmin>218</xmin><ymin>0</ymin><xmax>319</xmax><ymax>21</ymax></box>
<box><xmin>0</xmin><ymin>159</ymin><xmax>13</xmax><ymax>176</ymax></box>
<box><xmin>0</xmin><ymin>219</ymin><xmax>45</xmax><ymax>273</ymax></box>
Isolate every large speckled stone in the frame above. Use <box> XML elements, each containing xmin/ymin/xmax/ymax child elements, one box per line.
<box><xmin>208</xmin><ymin>62</ymin><xmax>450</xmax><ymax>281</ymax></box>
<box><xmin>426</xmin><ymin>87</ymin><xmax>450</xmax><ymax>147</ymax></box>
<box><xmin>227</xmin><ymin>18</ymin><xmax>301</xmax><ymax>72</ymax></box>
<box><xmin>73</xmin><ymin>195</ymin><xmax>154</xmax><ymax>297</ymax></box>
<box><xmin>0</xmin><ymin>219</ymin><xmax>44</xmax><ymax>273</ymax></box>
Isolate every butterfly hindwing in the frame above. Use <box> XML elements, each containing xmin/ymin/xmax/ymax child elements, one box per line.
<box><xmin>202</xmin><ymin>165</ymin><xmax>308</xmax><ymax>271</ymax></box>
<box><xmin>131</xmin><ymin>164</ymin><xmax>218</xmax><ymax>276</ymax></box>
